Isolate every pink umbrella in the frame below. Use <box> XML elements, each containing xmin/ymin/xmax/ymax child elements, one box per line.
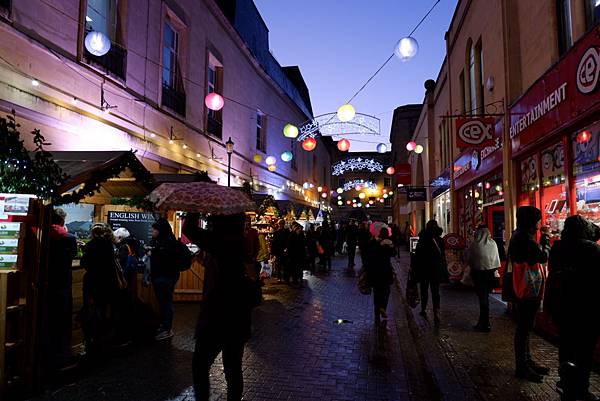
<box><xmin>148</xmin><ymin>182</ymin><xmax>255</xmax><ymax>215</ymax></box>
<box><xmin>370</xmin><ymin>221</ymin><xmax>391</xmax><ymax>237</ymax></box>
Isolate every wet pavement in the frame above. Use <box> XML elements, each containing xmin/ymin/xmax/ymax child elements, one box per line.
<box><xmin>27</xmin><ymin>252</ymin><xmax>600</xmax><ymax>401</ymax></box>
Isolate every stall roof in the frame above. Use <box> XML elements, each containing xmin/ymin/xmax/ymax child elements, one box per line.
<box><xmin>52</xmin><ymin>151</ymin><xmax>155</xmax><ymax>204</ymax></box>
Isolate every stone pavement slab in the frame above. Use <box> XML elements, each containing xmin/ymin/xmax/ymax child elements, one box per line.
<box><xmin>27</xmin><ymin>257</ymin><xmax>442</xmax><ymax>401</ymax></box>
<box><xmin>393</xmin><ymin>249</ymin><xmax>600</xmax><ymax>401</ymax></box>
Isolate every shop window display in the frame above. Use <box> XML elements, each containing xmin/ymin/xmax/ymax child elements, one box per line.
<box><xmin>573</xmin><ymin>128</ymin><xmax>600</xmax><ymax>226</ymax></box>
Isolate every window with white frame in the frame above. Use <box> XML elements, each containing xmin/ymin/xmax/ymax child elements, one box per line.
<box><xmin>256</xmin><ymin>111</ymin><xmax>267</xmax><ymax>152</ymax></box>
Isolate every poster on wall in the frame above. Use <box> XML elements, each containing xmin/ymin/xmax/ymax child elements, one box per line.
<box><xmin>107</xmin><ymin>211</ymin><xmax>161</xmax><ymax>245</ymax></box>
<box><xmin>0</xmin><ymin>222</ymin><xmax>21</xmax><ymax>270</ymax></box>
<box><xmin>520</xmin><ymin>156</ymin><xmax>538</xmax><ymax>192</ymax></box>
<box><xmin>0</xmin><ymin>194</ymin><xmax>35</xmax><ymax>220</ymax></box>
<box><xmin>541</xmin><ymin>142</ymin><xmax>565</xmax><ymax>186</ymax></box>
<box><xmin>573</xmin><ymin>129</ymin><xmax>600</xmax><ymax>177</ymax></box>
<box><xmin>61</xmin><ymin>203</ymin><xmax>95</xmax><ymax>240</ymax></box>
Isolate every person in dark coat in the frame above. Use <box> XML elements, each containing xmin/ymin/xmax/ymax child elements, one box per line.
<box><xmin>150</xmin><ymin>218</ymin><xmax>180</xmax><ymax>340</ymax></box>
<box><xmin>357</xmin><ymin>221</ymin><xmax>372</xmax><ymax>267</ymax></box>
<box><xmin>80</xmin><ymin>223</ymin><xmax>119</xmax><ymax>355</ymax></box>
<box><xmin>413</xmin><ymin>220</ymin><xmax>447</xmax><ymax>324</ymax></box>
<box><xmin>507</xmin><ymin>206</ymin><xmax>548</xmax><ymax>383</ymax></box>
<box><xmin>286</xmin><ymin>223</ymin><xmax>307</xmax><ymax>286</ymax></box>
<box><xmin>540</xmin><ymin>225</ymin><xmax>552</xmax><ymax>260</ymax></box>
<box><xmin>183</xmin><ymin>213</ymin><xmax>252</xmax><ymax>401</ymax></box>
<box><xmin>45</xmin><ymin>208</ymin><xmax>77</xmax><ymax>372</ymax></box>
<box><xmin>365</xmin><ymin>228</ymin><xmax>396</xmax><ymax>324</ymax></box>
<box><xmin>271</xmin><ymin>220</ymin><xmax>289</xmax><ymax>281</ymax></box>
<box><xmin>547</xmin><ymin>216</ymin><xmax>600</xmax><ymax>401</ymax></box>
<box><xmin>345</xmin><ymin>220</ymin><xmax>359</xmax><ymax>269</ymax></box>
<box><xmin>306</xmin><ymin>224</ymin><xmax>318</xmax><ymax>274</ymax></box>
<box><xmin>318</xmin><ymin>219</ymin><xmax>334</xmax><ymax>271</ymax></box>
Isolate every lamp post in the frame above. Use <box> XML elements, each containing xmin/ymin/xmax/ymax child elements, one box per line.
<box><xmin>226</xmin><ymin>137</ymin><xmax>234</xmax><ymax>187</ymax></box>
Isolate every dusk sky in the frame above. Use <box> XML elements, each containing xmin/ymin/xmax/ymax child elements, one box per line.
<box><xmin>254</xmin><ymin>0</ymin><xmax>458</xmax><ymax>152</ymax></box>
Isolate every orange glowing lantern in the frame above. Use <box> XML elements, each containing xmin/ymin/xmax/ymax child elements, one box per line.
<box><xmin>337</xmin><ymin>138</ymin><xmax>351</xmax><ymax>152</ymax></box>
<box><xmin>302</xmin><ymin>137</ymin><xmax>317</xmax><ymax>151</ymax></box>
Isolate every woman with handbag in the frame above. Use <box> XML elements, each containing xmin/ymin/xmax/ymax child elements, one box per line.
<box><xmin>365</xmin><ymin>228</ymin><xmax>396</xmax><ymax>324</ymax></box>
<box><xmin>506</xmin><ymin>206</ymin><xmax>549</xmax><ymax>383</ymax></box>
<box><xmin>465</xmin><ymin>225</ymin><xmax>501</xmax><ymax>332</ymax></box>
<box><xmin>413</xmin><ymin>220</ymin><xmax>448</xmax><ymax>324</ymax></box>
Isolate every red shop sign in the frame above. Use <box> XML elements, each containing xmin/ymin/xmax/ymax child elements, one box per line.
<box><xmin>395</xmin><ymin>163</ymin><xmax>411</xmax><ymax>185</ymax></box>
<box><xmin>510</xmin><ymin>26</ymin><xmax>600</xmax><ymax>155</ymax></box>
<box><xmin>455</xmin><ymin>118</ymin><xmax>496</xmax><ymax>148</ymax></box>
<box><xmin>453</xmin><ymin>120</ymin><xmax>504</xmax><ymax>190</ymax></box>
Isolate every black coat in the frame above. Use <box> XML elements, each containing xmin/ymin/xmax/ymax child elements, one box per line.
<box><xmin>547</xmin><ymin>238</ymin><xmax>600</xmax><ymax>332</ymax></box>
<box><xmin>48</xmin><ymin>226</ymin><xmax>77</xmax><ymax>294</ymax></box>
<box><xmin>365</xmin><ymin>239</ymin><xmax>396</xmax><ymax>287</ymax></box>
<box><xmin>413</xmin><ymin>232</ymin><xmax>447</xmax><ymax>283</ymax></box>
<box><xmin>81</xmin><ymin>237</ymin><xmax>118</xmax><ymax>302</ymax></box>
<box><xmin>287</xmin><ymin>230</ymin><xmax>307</xmax><ymax>261</ymax></box>
<box><xmin>271</xmin><ymin>228</ymin><xmax>289</xmax><ymax>257</ymax></box>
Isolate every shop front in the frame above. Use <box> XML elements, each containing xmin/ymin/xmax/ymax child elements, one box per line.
<box><xmin>453</xmin><ymin>120</ymin><xmax>505</xmax><ymax>244</ymax></box>
<box><xmin>510</xmin><ymin>25</ymin><xmax>600</xmax><ymax>239</ymax></box>
<box><xmin>509</xmin><ymin>25</ymin><xmax>600</xmax><ymax>351</ymax></box>
<box><xmin>431</xmin><ymin>170</ymin><xmax>451</xmax><ymax>235</ymax></box>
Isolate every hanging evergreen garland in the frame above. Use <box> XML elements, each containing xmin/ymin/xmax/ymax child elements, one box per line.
<box><xmin>0</xmin><ymin>112</ymin><xmax>66</xmax><ymax>198</ymax></box>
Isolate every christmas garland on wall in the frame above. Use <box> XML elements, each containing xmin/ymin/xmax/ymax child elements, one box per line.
<box><xmin>0</xmin><ymin>112</ymin><xmax>67</xmax><ymax>198</ymax></box>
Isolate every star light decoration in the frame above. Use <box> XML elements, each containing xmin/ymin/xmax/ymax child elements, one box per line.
<box><xmin>342</xmin><ymin>179</ymin><xmax>377</xmax><ymax>192</ymax></box>
<box><xmin>332</xmin><ymin>157</ymin><xmax>384</xmax><ymax>176</ymax></box>
<box><xmin>298</xmin><ymin>113</ymin><xmax>380</xmax><ymax>141</ymax></box>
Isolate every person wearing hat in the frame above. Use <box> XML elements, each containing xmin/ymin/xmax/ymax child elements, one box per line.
<box><xmin>508</xmin><ymin>206</ymin><xmax>549</xmax><ymax>383</ymax></box>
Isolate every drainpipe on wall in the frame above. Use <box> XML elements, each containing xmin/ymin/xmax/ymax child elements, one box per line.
<box><xmin>500</xmin><ymin>0</ymin><xmax>523</xmax><ymax>237</ymax></box>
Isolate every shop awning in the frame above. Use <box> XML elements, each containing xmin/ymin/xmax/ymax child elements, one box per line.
<box><xmin>52</xmin><ymin>151</ymin><xmax>155</xmax><ymax>204</ymax></box>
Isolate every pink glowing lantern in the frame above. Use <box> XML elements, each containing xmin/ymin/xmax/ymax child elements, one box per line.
<box><xmin>406</xmin><ymin>141</ymin><xmax>417</xmax><ymax>151</ymax></box>
<box><xmin>205</xmin><ymin>93</ymin><xmax>224</xmax><ymax>111</ymax></box>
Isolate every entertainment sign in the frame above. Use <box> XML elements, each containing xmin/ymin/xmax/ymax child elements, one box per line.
<box><xmin>510</xmin><ymin>26</ymin><xmax>600</xmax><ymax>155</ymax></box>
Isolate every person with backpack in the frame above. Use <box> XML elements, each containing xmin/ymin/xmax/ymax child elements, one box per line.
<box><xmin>506</xmin><ymin>206</ymin><xmax>549</xmax><ymax>383</ymax></box>
<box><xmin>150</xmin><ymin>218</ymin><xmax>189</xmax><ymax>341</ymax></box>
<box><xmin>183</xmin><ymin>212</ymin><xmax>253</xmax><ymax>401</ymax></box>
<box><xmin>465</xmin><ymin>225</ymin><xmax>501</xmax><ymax>332</ymax></box>
<box><xmin>547</xmin><ymin>216</ymin><xmax>600</xmax><ymax>401</ymax></box>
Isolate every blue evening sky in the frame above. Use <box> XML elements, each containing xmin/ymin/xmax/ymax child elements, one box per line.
<box><xmin>254</xmin><ymin>0</ymin><xmax>458</xmax><ymax>152</ymax></box>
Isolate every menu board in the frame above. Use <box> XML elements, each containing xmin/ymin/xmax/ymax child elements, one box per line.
<box><xmin>0</xmin><ymin>222</ymin><xmax>22</xmax><ymax>270</ymax></box>
<box><xmin>107</xmin><ymin>211</ymin><xmax>160</xmax><ymax>245</ymax></box>
<box><xmin>0</xmin><ymin>194</ymin><xmax>35</xmax><ymax>219</ymax></box>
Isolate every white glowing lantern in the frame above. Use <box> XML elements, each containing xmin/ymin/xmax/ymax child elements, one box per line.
<box><xmin>414</xmin><ymin>144</ymin><xmax>424</xmax><ymax>154</ymax></box>
<box><xmin>281</xmin><ymin>151</ymin><xmax>293</xmax><ymax>162</ymax></box>
<box><xmin>265</xmin><ymin>156</ymin><xmax>277</xmax><ymax>165</ymax></box>
<box><xmin>337</xmin><ymin>104</ymin><xmax>356</xmax><ymax>122</ymax></box>
<box><xmin>336</xmin><ymin>188</ymin><xmax>343</xmax><ymax>194</ymax></box>
<box><xmin>359</xmin><ymin>193</ymin><xmax>366</xmax><ymax>199</ymax></box>
<box><xmin>376</xmin><ymin>143</ymin><xmax>387</xmax><ymax>153</ymax></box>
<box><xmin>85</xmin><ymin>31</ymin><xmax>112</xmax><ymax>56</ymax></box>
<box><xmin>205</xmin><ymin>93</ymin><xmax>224</xmax><ymax>111</ymax></box>
<box><xmin>394</xmin><ymin>37</ymin><xmax>419</xmax><ymax>62</ymax></box>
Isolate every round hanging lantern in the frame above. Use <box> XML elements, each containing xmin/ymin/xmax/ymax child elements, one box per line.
<box><xmin>337</xmin><ymin>138</ymin><xmax>351</xmax><ymax>152</ymax></box>
<box><xmin>414</xmin><ymin>144</ymin><xmax>424</xmax><ymax>154</ymax></box>
<box><xmin>358</xmin><ymin>193</ymin><xmax>366</xmax><ymax>199</ymax></box>
<box><xmin>84</xmin><ymin>31</ymin><xmax>111</xmax><ymax>56</ymax></box>
<box><xmin>317</xmin><ymin>186</ymin><xmax>323</xmax><ymax>193</ymax></box>
<box><xmin>253</xmin><ymin>154</ymin><xmax>263</xmax><ymax>163</ymax></box>
<box><xmin>303</xmin><ymin>182</ymin><xmax>310</xmax><ymax>189</ymax></box>
<box><xmin>205</xmin><ymin>93</ymin><xmax>224</xmax><ymax>111</ymax></box>
<box><xmin>336</xmin><ymin>187</ymin><xmax>343</xmax><ymax>194</ymax></box>
<box><xmin>265</xmin><ymin>156</ymin><xmax>277</xmax><ymax>165</ymax></box>
<box><xmin>283</xmin><ymin>123</ymin><xmax>299</xmax><ymax>138</ymax></box>
<box><xmin>267</xmin><ymin>164</ymin><xmax>276</xmax><ymax>172</ymax></box>
<box><xmin>302</xmin><ymin>137</ymin><xmax>317</xmax><ymax>151</ymax></box>
<box><xmin>394</xmin><ymin>37</ymin><xmax>419</xmax><ymax>62</ymax></box>
<box><xmin>337</xmin><ymin>104</ymin><xmax>356</xmax><ymax>122</ymax></box>
<box><xmin>280</xmin><ymin>151</ymin><xmax>293</xmax><ymax>162</ymax></box>
<box><xmin>383</xmin><ymin>193</ymin><xmax>389</xmax><ymax>199</ymax></box>
<box><xmin>577</xmin><ymin>130</ymin><xmax>592</xmax><ymax>143</ymax></box>
<box><xmin>485</xmin><ymin>182</ymin><xmax>491</xmax><ymax>190</ymax></box>
<box><xmin>406</xmin><ymin>141</ymin><xmax>417</xmax><ymax>151</ymax></box>
<box><xmin>386</xmin><ymin>166</ymin><xmax>395</xmax><ymax>175</ymax></box>
<box><xmin>495</xmin><ymin>185</ymin><xmax>503</xmax><ymax>192</ymax></box>
<box><xmin>321</xmin><ymin>192</ymin><xmax>327</xmax><ymax>199</ymax></box>
<box><xmin>376</xmin><ymin>143</ymin><xmax>388</xmax><ymax>153</ymax></box>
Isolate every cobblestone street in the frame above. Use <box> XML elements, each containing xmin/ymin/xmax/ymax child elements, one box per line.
<box><xmin>28</xmin><ymin>253</ymin><xmax>600</xmax><ymax>401</ymax></box>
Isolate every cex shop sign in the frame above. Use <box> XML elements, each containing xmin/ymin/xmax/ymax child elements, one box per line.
<box><xmin>510</xmin><ymin>26</ymin><xmax>600</xmax><ymax>155</ymax></box>
<box><xmin>455</xmin><ymin>118</ymin><xmax>496</xmax><ymax>148</ymax></box>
